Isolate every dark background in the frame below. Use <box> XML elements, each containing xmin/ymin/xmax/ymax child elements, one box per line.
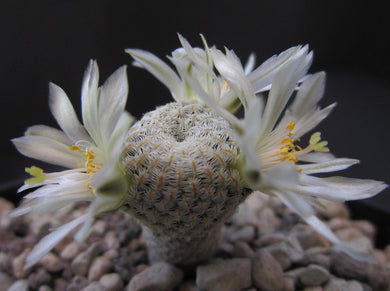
<box><xmin>1</xmin><ymin>1</ymin><xmax>389</xmax><ymax>245</ymax></box>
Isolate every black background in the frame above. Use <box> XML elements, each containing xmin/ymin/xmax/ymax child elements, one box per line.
<box><xmin>1</xmin><ymin>1</ymin><xmax>389</xmax><ymax>244</ymax></box>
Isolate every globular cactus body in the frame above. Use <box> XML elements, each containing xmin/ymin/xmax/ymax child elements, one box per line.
<box><xmin>122</xmin><ymin>101</ymin><xmax>251</xmax><ymax>265</ymax></box>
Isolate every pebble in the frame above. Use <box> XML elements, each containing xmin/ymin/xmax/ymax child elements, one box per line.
<box><xmin>60</xmin><ymin>241</ymin><xmax>85</xmax><ymax>260</ymax></box>
<box><xmin>104</xmin><ymin>230</ymin><xmax>120</xmax><ymax>249</ymax></box>
<box><xmin>228</xmin><ymin>225</ymin><xmax>255</xmax><ymax>243</ymax></box>
<box><xmin>1</xmin><ymin>194</ymin><xmax>390</xmax><ymax>291</ymax></box>
<box><xmin>127</xmin><ymin>262</ymin><xmax>183</xmax><ymax>291</ymax></box>
<box><xmin>233</xmin><ymin>241</ymin><xmax>255</xmax><ymax>258</ymax></box>
<box><xmin>298</xmin><ymin>264</ymin><xmax>330</xmax><ymax>286</ymax></box>
<box><xmin>88</xmin><ymin>256</ymin><xmax>112</xmax><ymax>281</ymax></box>
<box><xmin>27</xmin><ymin>268</ymin><xmax>51</xmax><ymax>289</ymax></box>
<box><xmin>71</xmin><ymin>242</ymin><xmax>101</xmax><ymax>277</ymax></box>
<box><xmin>252</xmin><ymin>250</ymin><xmax>284</xmax><ymax>291</ymax></box>
<box><xmin>263</xmin><ymin>234</ymin><xmax>304</xmax><ymax>270</ymax></box>
<box><xmin>324</xmin><ymin>278</ymin><xmax>364</xmax><ymax>291</ymax></box>
<box><xmin>196</xmin><ymin>258</ymin><xmax>252</xmax><ymax>291</ymax></box>
<box><xmin>41</xmin><ymin>253</ymin><xmax>64</xmax><ymax>273</ymax></box>
<box><xmin>0</xmin><ymin>271</ymin><xmax>14</xmax><ymax>291</ymax></box>
<box><xmin>0</xmin><ymin>198</ymin><xmax>13</xmax><ymax>216</ymax></box>
<box><xmin>257</xmin><ymin>206</ymin><xmax>281</xmax><ymax>235</ymax></box>
<box><xmin>317</xmin><ymin>200</ymin><xmax>349</xmax><ymax>219</ymax></box>
<box><xmin>330</xmin><ymin>251</ymin><xmax>369</xmax><ymax>281</ymax></box>
<box><xmin>81</xmin><ymin>281</ymin><xmax>106</xmax><ymax>291</ymax></box>
<box><xmin>178</xmin><ymin>280</ymin><xmax>198</xmax><ymax>291</ymax></box>
<box><xmin>99</xmin><ymin>273</ymin><xmax>124</xmax><ymax>291</ymax></box>
<box><xmin>12</xmin><ymin>248</ymin><xmax>32</xmax><ymax>278</ymax></box>
<box><xmin>7</xmin><ymin>279</ymin><xmax>29</xmax><ymax>291</ymax></box>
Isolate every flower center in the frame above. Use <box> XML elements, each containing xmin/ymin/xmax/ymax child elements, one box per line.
<box><xmin>71</xmin><ymin>145</ymin><xmax>101</xmax><ymax>173</ymax></box>
<box><xmin>274</xmin><ymin>121</ymin><xmax>330</xmax><ymax>165</ymax></box>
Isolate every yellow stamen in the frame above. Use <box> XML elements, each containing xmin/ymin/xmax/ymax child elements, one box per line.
<box><xmin>25</xmin><ymin>166</ymin><xmax>46</xmax><ymax>186</ymax></box>
<box><xmin>286</xmin><ymin>121</ymin><xmax>295</xmax><ymax>131</ymax></box>
<box><xmin>309</xmin><ymin>132</ymin><xmax>330</xmax><ymax>152</ymax></box>
<box><xmin>273</xmin><ymin>121</ymin><xmax>330</xmax><ymax>165</ymax></box>
<box><xmin>70</xmin><ymin>145</ymin><xmax>83</xmax><ymax>152</ymax></box>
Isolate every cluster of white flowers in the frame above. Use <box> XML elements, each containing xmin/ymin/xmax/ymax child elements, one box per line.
<box><xmin>10</xmin><ymin>34</ymin><xmax>386</xmax><ymax>268</ymax></box>
<box><xmin>127</xmin><ymin>35</ymin><xmax>387</xmax><ymax>261</ymax></box>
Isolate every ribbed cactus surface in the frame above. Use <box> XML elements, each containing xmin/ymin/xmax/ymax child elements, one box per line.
<box><xmin>122</xmin><ymin>101</ymin><xmax>251</xmax><ymax>265</ymax></box>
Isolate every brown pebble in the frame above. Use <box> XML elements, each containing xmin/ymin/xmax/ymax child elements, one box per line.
<box><xmin>233</xmin><ymin>241</ymin><xmax>255</xmax><ymax>258</ymax></box>
<box><xmin>99</xmin><ymin>273</ymin><xmax>124</xmax><ymax>291</ymax></box>
<box><xmin>196</xmin><ymin>258</ymin><xmax>251</xmax><ymax>291</ymax></box>
<box><xmin>257</xmin><ymin>206</ymin><xmax>281</xmax><ymax>235</ymax></box>
<box><xmin>0</xmin><ymin>271</ymin><xmax>14</xmax><ymax>291</ymax></box>
<box><xmin>27</xmin><ymin>268</ymin><xmax>51</xmax><ymax>289</ymax></box>
<box><xmin>103</xmin><ymin>249</ymin><xmax>119</xmax><ymax>260</ymax></box>
<box><xmin>298</xmin><ymin>264</ymin><xmax>330</xmax><ymax>287</ymax></box>
<box><xmin>282</xmin><ymin>276</ymin><xmax>295</xmax><ymax>291</ymax></box>
<box><xmin>335</xmin><ymin>227</ymin><xmax>364</xmax><ymax>241</ymax></box>
<box><xmin>0</xmin><ymin>198</ymin><xmax>14</xmax><ymax>217</ymax></box>
<box><xmin>41</xmin><ymin>253</ymin><xmax>64</xmax><ymax>273</ymax></box>
<box><xmin>12</xmin><ymin>248</ymin><xmax>33</xmax><ymax>278</ymax></box>
<box><xmin>88</xmin><ymin>256</ymin><xmax>112</xmax><ymax>281</ymax></box>
<box><xmin>129</xmin><ymin>262</ymin><xmax>183</xmax><ymax>291</ymax></box>
<box><xmin>60</xmin><ymin>241</ymin><xmax>85</xmax><ymax>260</ymax></box>
<box><xmin>71</xmin><ymin>242</ymin><xmax>101</xmax><ymax>277</ymax></box>
<box><xmin>252</xmin><ymin>250</ymin><xmax>284</xmax><ymax>291</ymax></box>
<box><xmin>104</xmin><ymin>231</ymin><xmax>120</xmax><ymax>249</ymax></box>
<box><xmin>318</xmin><ymin>200</ymin><xmax>349</xmax><ymax>219</ymax></box>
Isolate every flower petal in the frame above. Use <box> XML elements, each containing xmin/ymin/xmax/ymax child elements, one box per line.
<box><xmin>272</xmin><ymin>189</ymin><xmax>375</xmax><ymax>262</ymax></box>
<box><xmin>290</xmin><ymin>72</ymin><xmax>326</xmax><ymax>116</ymax></box>
<box><xmin>248</xmin><ymin>45</ymin><xmax>309</xmax><ymax>92</ymax></box>
<box><xmin>49</xmin><ymin>83</ymin><xmax>91</xmax><ymax>143</ymax></box>
<box><xmin>98</xmin><ymin>65</ymin><xmax>130</xmax><ymax>148</ymax></box>
<box><xmin>25</xmin><ymin>124</ymin><xmax>72</xmax><ymax>145</ymax></box>
<box><xmin>298</xmin><ymin>175</ymin><xmax>388</xmax><ymax>201</ymax></box>
<box><xmin>12</xmin><ymin>135</ymin><xmax>82</xmax><ymax>168</ymax></box>
<box><xmin>24</xmin><ymin>214</ymin><xmax>88</xmax><ymax>269</ymax></box>
<box><xmin>81</xmin><ymin>60</ymin><xmax>102</xmax><ymax>146</ymax></box>
<box><xmin>259</xmin><ymin>51</ymin><xmax>310</xmax><ymax>136</ymax></box>
<box><xmin>126</xmin><ymin>48</ymin><xmax>183</xmax><ymax>101</ymax></box>
<box><xmin>298</xmin><ymin>158</ymin><xmax>359</xmax><ymax>174</ymax></box>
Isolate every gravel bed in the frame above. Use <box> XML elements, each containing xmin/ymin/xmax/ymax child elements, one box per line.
<box><xmin>1</xmin><ymin>194</ymin><xmax>390</xmax><ymax>291</ymax></box>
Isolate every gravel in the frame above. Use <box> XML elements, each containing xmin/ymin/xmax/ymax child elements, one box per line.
<box><xmin>1</xmin><ymin>194</ymin><xmax>390</xmax><ymax>290</ymax></box>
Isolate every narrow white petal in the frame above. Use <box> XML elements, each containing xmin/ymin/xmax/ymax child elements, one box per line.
<box><xmin>244</xmin><ymin>53</ymin><xmax>256</xmax><ymax>75</ymax></box>
<box><xmin>25</xmin><ymin>214</ymin><xmax>88</xmax><ymax>269</ymax></box>
<box><xmin>299</xmin><ymin>175</ymin><xmax>388</xmax><ymax>201</ymax></box>
<box><xmin>248</xmin><ymin>45</ymin><xmax>307</xmax><ymax>92</ymax></box>
<box><xmin>299</xmin><ymin>152</ymin><xmax>336</xmax><ymax>163</ymax></box>
<box><xmin>293</xmin><ymin>103</ymin><xmax>336</xmax><ymax>138</ymax></box>
<box><xmin>125</xmin><ymin>49</ymin><xmax>183</xmax><ymax>101</ymax></box>
<box><xmin>98</xmin><ymin>65</ymin><xmax>129</xmax><ymax>147</ymax></box>
<box><xmin>273</xmin><ymin>190</ymin><xmax>375</xmax><ymax>262</ymax></box>
<box><xmin>259</xmin><ymin>57</ymin><xmax>306</xmax><ymax>135</ymax></box>
<box><xmin>212</xmin><ymin>48</ymin><xmax>255</xmax><ymax>110</ymax></box>
<box><xmin>26</xmin><ymin>125</ymin><xmax>72</xmax><ymax>145</ymax></box>
<box><xmin>12</xmin><ymin>136</ymin><xmax>82</xmax><ymax>168</ymax></box>
<box><xmin>81</xmin><ymin>60</ymin><xmax>102</xmax><ymax>146</ymax></box>
<box><xmin>182</xmin><ymin>69</ymin><xmax>241</xmax><ymax>128</ymax></box>
<box><xmin>107</xmin><ymin>111</ymin><xmax>135</xmax><ymax>155</ymax></box>
<box><xmin>290</xmin><ymin>72</ymin><xmax>326</xmax><ymax>116</ymax></box>
<box><xmin>48</xmin><ymin>83</ymin><xmax>91</xmax><ymax>143</ymax></box>
<box><xmin>299</xmin><ymin>158</ymin><xmax>359</xmax><ymax>174</ymax></box>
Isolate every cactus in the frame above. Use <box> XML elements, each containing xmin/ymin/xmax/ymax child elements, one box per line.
<box><xmin>122</xmin><ymin>101</ymin><xmax>251</xmax><ymax>265</ymax></box>
<box><xmin>10</xmin><ymin>34</ymin><xmax>387</xmax><ymax>268</ymax></box>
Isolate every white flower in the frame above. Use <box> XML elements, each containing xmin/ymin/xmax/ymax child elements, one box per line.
<box><xmin>10</xmin><ymin>60</ymin><xmax>134</xmax><ymax>268</ymax></box>
<box><xmin>127</xmin><ymin>35</ymin><xmax>387</xmax><ymax>261</ymax></box>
